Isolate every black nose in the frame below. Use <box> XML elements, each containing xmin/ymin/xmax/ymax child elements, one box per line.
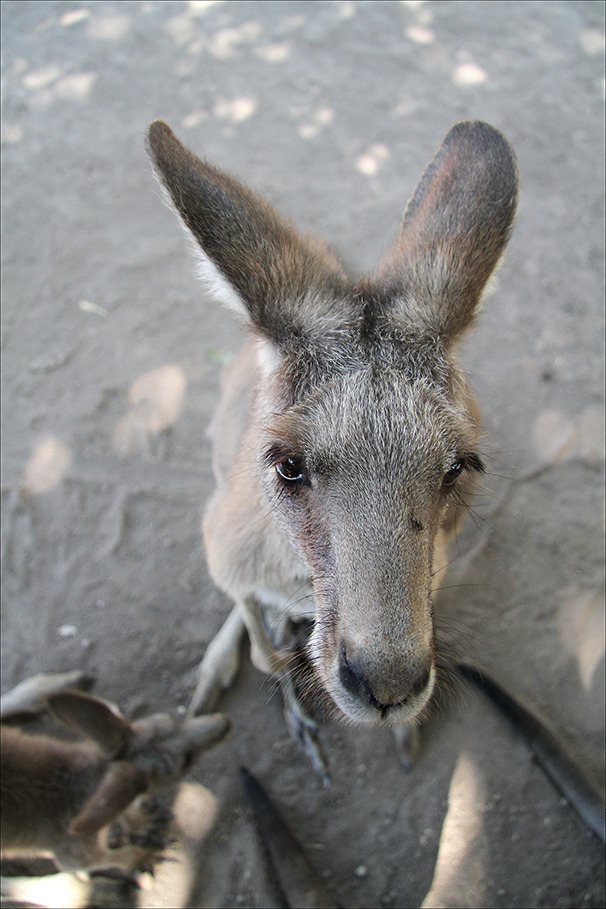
<box><xmin>338</xmin><ymin>646</ymin><xmax>381</xmax><ymax>709</ymax></box>
<box><xmin>338</xmin><ymin>644</ymin><xmax>432</xmax><ymax>713</ymax></box>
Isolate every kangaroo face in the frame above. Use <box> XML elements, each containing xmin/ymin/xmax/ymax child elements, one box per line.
<box><xmin>147</xmin><ymin>120</ymin><xmax>517</xmax><ymax>728</ymax></box>
<box><xmin>257</xmin><ymin>329</ymin><xmax>483</xmax><ymax>723</ymax></box>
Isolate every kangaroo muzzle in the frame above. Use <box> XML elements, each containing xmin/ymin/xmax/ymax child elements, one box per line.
<box><xmin>310</xmin><ymin>579</ymin><xmax>437</xmax><ymax>726</ymax></box>
<box><xmin>338</xmin><ymin>641</ymin><xmax>434</xmax><ymax>714</ymax></box>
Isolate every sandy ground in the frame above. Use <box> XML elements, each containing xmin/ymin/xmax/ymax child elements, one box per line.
<box><xmin>1</xmin><ymin>2</ymin><xmax>605</xmax><ymax>907</ymax></box>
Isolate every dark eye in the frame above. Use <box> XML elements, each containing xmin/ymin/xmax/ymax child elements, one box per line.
<box><xmin>275</xmin><ymin>456</ymin><xmax>306</xmax><ymax>483</ymax></box>
<box><xmin>442</xmin><ymin>461</ymin><xmax>464</xmax><ymax>488</ymax></box>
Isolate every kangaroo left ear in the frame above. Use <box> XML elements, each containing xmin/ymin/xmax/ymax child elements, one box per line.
<box><xmin>147</xmin><ymin>121</ymin><xmax>350</xmax><ymax>347</ymax></box>
<box><xmin>374</xmin><ymin>120</ymin><xmax>518</xmax><ymax>343</ymax></box>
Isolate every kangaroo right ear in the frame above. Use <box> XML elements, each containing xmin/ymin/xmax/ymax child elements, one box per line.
<box><xmin>146</xmin><ymin>121</ymin><xmax>349</xmax><ymax>347</ymax></box>
<box><xmin>376</xmin><ymin>120</ymin><xmax>518</xmax><ymax>343</ymax></box>
<box><xmin>48</xmin><ymin>691</ymin><xmax>131</xmax><ymax>759</ymax></box>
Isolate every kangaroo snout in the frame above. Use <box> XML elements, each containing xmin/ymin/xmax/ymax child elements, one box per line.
<box><xmin>337</xmin><ymin>639</ymin><xmax>435</xmax><ymax>721</ymax></box>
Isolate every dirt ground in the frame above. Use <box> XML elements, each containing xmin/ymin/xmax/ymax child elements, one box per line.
<box><xmin>1</xmin><ymin>2</ymin><xmax>605</xmax><ymax>907</ymax></box>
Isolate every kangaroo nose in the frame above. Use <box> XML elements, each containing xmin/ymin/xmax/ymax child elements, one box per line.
<box><xmin>338</xmin><ymin>643</ymin><xmax>433</xmax><ymax>712</ymax></box>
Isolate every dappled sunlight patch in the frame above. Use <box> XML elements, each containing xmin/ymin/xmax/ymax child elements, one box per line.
<box><xmin>532</xmin><ymin>407</ymin><xmax>576</xmax><ymax>463</ymax></box>
<box><xmin>452</xmin><ymin>61</ymin><xmax>488</xmax><ymax>87</ymax></box>
<box><xmin>208</xmin><ymin>22</ymin><xmax>262</xmax><ymax>59</ymax></box>
<box><xmin>296</xmin><ymin>106</ymin><xmax>334</xmax><ymax>139</ymax></box>
<box><xmin>336</xmin><ymin>0</ymin><xmax>356</xmax><ymax>19</ymax></box>
<box><xmin>391</xmin><ymin>92</ymin><xmax>420</xmax><ymax>117</ymax></box>
<box><xmin>173</xmin><ymin>781</ymin><xmax>219</xmax><ymax>839</ymax></box>
<box><xmin>421</xmin><ymin>753</ymin><xmax>486</xmax><ymax>908</ymax></box>
<box><xmin>2</xmin><ymin>870</ymin><xmax>89</xmax><ymax>909</ymax></box>
<box><xmin>166</xmin><ymin>6</ymin><xmax>282</xmax><ymax>60</ymax></box>
<box><xmin>186</xmin><ymin>37</ymin><xmax>207</xmax><ymax>56</ymax></box>
<box><xmin>53</xmin><ymin>72</ymin><xmax>97</xmax><ymax>101</ymax></box>
<box><xmin>401</xmin><ymin>0</ymin><xmax>434</xmax><ymax>45</ymax></box>
<box><xmin>355</xmin><ymin>143</ymin><xmax>390</xmax><ymax>176</ymax></box>
<box><xmin>22</xmin><ymin>65</ymin><xmax>63</xmax><ymax>90</ymax></box>
<box><xmin>182</xmin><ymin>109</ymin><xmax>210</xmax><ymax>129</ymax></box>
<box><xmin>165</xmin><ymin>12</ymin><xmax>198</xmax><ymax>46</ymax></box>
<box><xmin>22</xmin><ymin>436</ymin><xmax>72</xmax><ymax>495</ymax></box>
<box><xmin>558</xmin><ymin>587</ymin><xmax>605</xmax><ymax>695</ymax></box>
<box><xmin>112</xmin><ymin>364</ymin><xmax>187</xmax><ymax>457</ymax></box>
<box><xmin>580</xmin><ymin>28</ymin><xmax>605</xmax><ymax>56</ymax></box>
<box><xmin>188</xmin><ymin>0</ymin><xmax>224</xmax><ymax>13</ymax></box>
<box><xmin>60</xmin><ymin>8</ymin><xmax>91</xmax><ymax>27</ymax></box>
<box><xmin>21</xmin><ymin>65</ymin><xmax>96</xmax><ymax>104</ymax></box>
<box><xmin>532</xmin><ymin>404</ymin><xmax>605</xmax><ymax>466</ymax></box>
<box><xmin>406</xmin><ymin>25</ymin><xmax>435</xmax><ymax>45</ymax></box>
<box><xmin>213</xmin><ymin>95</ymin><xmax>258</xmax><ymax>124</ymax></box>
<box><xmin>254</xmin><ymin>41</ymin><xmax>292</xmax><ymax>64</ymax></box>
<box><xmin>78</xmin><ymin>299</ymin><xmax>109</xmax><ymax>319</ymax></box>
<box><xmin>57</xmin><ymin>623</ymin><xmax>78</xmax><ymax>639</ymax></box>
<box><xmin>86</xmin><ymin>12</ymin><xmax>131</xmax><ymax>41</ymax></box>
<box><xmin>2</xmin><ymin>122</ymin><xmax>24</xmax><ymax>145</ymax></box>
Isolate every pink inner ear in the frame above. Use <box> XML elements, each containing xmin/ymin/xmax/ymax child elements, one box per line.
<box><xmin>68</xmin><ymin>762</ymin><xmax>146</xmax><ymax>836</ymax></box>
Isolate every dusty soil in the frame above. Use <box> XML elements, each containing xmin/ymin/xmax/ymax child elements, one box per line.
<box><xmin>1</xmin><ymin>2</ymin><xmax>604</xmax><ymax>907</ymax></box>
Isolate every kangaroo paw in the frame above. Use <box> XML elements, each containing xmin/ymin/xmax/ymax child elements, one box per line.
<box><xmin>188</xmin><ymin>606</ymin><xmax>246</xmax><ymax>716</ymax></box>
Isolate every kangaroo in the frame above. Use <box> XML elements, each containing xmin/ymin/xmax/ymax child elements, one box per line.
<box><xmin>147</xmin><ymin>120</ymin><xmax>518</xmax><ymax>777</ymax></box>
<box><xmin>0</xmin><ymin>672</ymin><xmax>230</xmax><ymax>872</ymax></box>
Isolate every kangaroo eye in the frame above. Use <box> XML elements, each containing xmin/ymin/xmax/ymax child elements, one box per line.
<box><xmin>442</xmin><ymin>461</ymin><xmax>464</xmax><ymax>488</ymax></box>
<box><xmin>275</xmin><ymin>456</ymin><xmax>306</xmax><ymax>483</ymax></box>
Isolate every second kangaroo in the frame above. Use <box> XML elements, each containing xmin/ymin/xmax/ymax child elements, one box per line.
<box><xmin>147</xmin><ymin>120</ymin><xmax>518</xmax><ymax>775</ymax></box>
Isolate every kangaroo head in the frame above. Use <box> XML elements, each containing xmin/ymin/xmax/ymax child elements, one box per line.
<box><xmin>147</xmin><ymin>120</ymin><xmax>518</xmax><ymax>726</ymax></box>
